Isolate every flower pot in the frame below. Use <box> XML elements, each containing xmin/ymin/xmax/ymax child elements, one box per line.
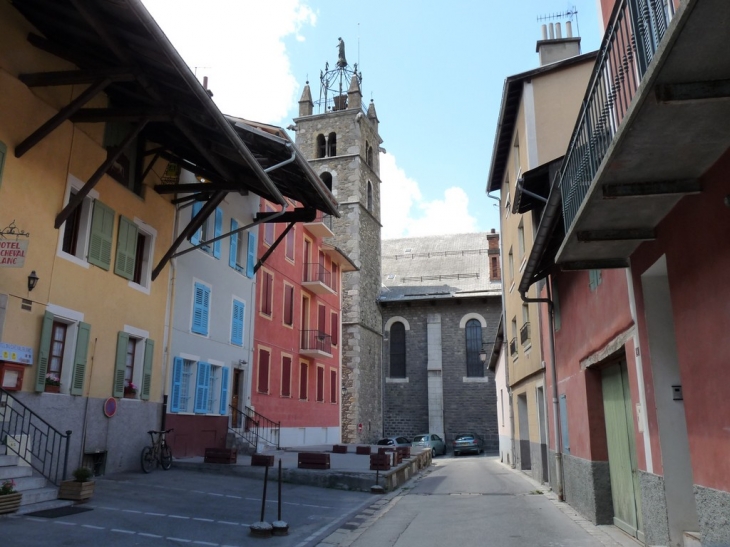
<box><xmin>58</xmin><ymin>480</ymin><xmax>95</xmax><ymax>501</ymax></box>
<box><xmin>44</xmin><ymin>385</ymin><xmax>60</xmax><ymax>393</ymax></box>
<box><xmin>0</xmin><ymin>492</ymin><xmax>22</xmax><ymax>514</ymax></box>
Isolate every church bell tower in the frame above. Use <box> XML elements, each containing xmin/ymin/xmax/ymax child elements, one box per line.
<box><xmin>292</xmin><ymin>38</ymin><xmax>383</xmax><ymax>443</ymax></box>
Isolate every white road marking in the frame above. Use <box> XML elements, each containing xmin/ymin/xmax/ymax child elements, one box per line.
<box><xmin>111</xmin><ymin>529</ymin><xmax>135</xmax><ymax>534</ymax></box>
<box><xmin>166</xmin><ymin>538</ymin><xmax>191</xmax><ymax>543</ymax></box>
<box><xmin>225</xmin><ymin>495</ymin><xmax>241</xmax><ymax>499</ymax></box>
<box><xmin>26</xmin><ymin>517</ymin><xmax>46</xmax><ymax>522</ymax></box>
<box><xmin>122</xmin><ymin>509</ymin><xmax>142</xmax><ymax>513</ymax></box>
<box><xmin>145</xmin><ymin>512</ymin><xmax>166</xmax><ymax>516</ymax></box>
<box><xmin>193</xmin><ymin>517</ymin><xmax>215</xmax><ymax>522</ymax></box>
<box><xmin>217</xmin><ymin>521</ymin><xmax>239</xmax><ymax>525</ymax></box>
<box><xmin>169</xmin><ymin>514</ymin><xmax>190</xmax><ymax>519</ymax></box>
<box><xmin>54</xmin><ymin>521</ymin><xmax>77</xmax><ymax>526</ymax></box>
<box><xmin>193</xmin><ymin>541</ymin><xmax>218</xmax><ymax>546</ymax></box>
<box><xmin>82</xmin><ymin>524</ymin><xmax>105</xmax><ymax>530</ymax></box>
<box><xmin>139</xmin><ymin>533</ymin><xmax>163</xmax><ymax>538</ymax></box>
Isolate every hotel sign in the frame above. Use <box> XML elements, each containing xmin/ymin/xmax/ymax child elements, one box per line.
<box><xmin>0</xmin><ymin>342</ymin><xmax>33</xmax><ymax>365</ymax></box>
<box><xmin>0</xmin><ymin>240</ymin><xmax>29</xmax><ymax>267</ymax></box>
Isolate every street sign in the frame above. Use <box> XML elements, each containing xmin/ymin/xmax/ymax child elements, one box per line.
<box><xmin>0</xmin><ymin>239</ymin><xmax>29</xmax><ymax>267</ymax></box>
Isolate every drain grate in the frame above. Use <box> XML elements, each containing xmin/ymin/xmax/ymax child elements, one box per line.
<box><xmin>28</xmin><ymin>506</ymin><xmax>93</xmax><ymax>519</ymax></box>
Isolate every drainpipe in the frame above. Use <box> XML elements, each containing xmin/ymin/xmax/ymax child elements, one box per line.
<box><xmin>519</xmin><ymin>280</ymin><xmax>564</xmax><ymax>501</ymax></box>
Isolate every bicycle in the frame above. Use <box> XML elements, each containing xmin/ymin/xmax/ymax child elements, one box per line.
<box><xmin>141</xmin><ymin>429</ymin><xmax>173</xmax><ymax>473</ymax></box>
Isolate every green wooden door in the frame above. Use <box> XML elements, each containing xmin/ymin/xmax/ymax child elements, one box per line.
<box><xmin>602</xmin><ymin>362</ymin><xmax>643</xmax><ymax>539</ymax></box>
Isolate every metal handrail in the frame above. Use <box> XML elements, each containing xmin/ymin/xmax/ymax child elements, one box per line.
<box><xmin>229</xmin><ymin>404</ymin><xmax>280</xmax><ymax>450</ymax></box>
<box><xmin>0</xmin><ymin>388</ymin><xmax>72</xmax><ymax>485</ymax></box>
<box><xmin>300</xmin><ymin>329</ymin><xmax>332</xmax><ymax>354</ymax></box>
<box><xmin>558</xmin><ymin>0</ymin><xmax>672</xmax><ymax>231</ymax></box>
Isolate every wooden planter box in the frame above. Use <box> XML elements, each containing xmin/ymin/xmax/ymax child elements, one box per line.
<box><xmin>204</xmin><ymin>448</ymin><xmax>237</xmax><ymax>464</ymax></box>
<box><xmin>0</xmin><ymin>493</ymin><xmax>22</xmax><ymax>514</ymax></box>
<box><xmin>297</xmin><ymin>452</ymin><xmax>330</xmax><ymax>470</ymax></box>
<box><xmin>332</xmin><ymin>445</ymin><xmax>348</xmax><ymax>453</ymax></box>
<box><xmin>251</xmin><ymin>453</ymin><xmax>274</xmax><ymax>467</ymax></box>
<box><xmin>355</xmin><ymin>445</ymin><xmax>371</xmax><ymax>455</ymax></box>
<box><xmin>369</xmin><ymin>453</ymin><xmax>391</xmax><ymax>471</ymax></box>
<box><xmin>58</xmin><ymin>480</ymin><xmax>95</xmax><ymax>501</ymax></box>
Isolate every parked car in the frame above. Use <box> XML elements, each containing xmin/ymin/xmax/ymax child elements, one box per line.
<box><xmin>452</xmin><ymin>433</ymin><xmax>484</xmax><ymax>456</ymax></box>
<box><xmin>376</xmin><ymin>436</ymin><xmax>411</xmax><ymax>447</ymax></box>
<box><xmin>411</xmin><ymin>433</ymin><xmax>446</xmax><ymax>457</ymax></box>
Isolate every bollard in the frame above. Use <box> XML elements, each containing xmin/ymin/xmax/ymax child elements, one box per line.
<box><xmin>250</xmin><ymin>461</ymin><xmax>273</xmax><ymax>538</ymax></box>
<box><xmin>272</xmin><ymin>459</ymin><xmax>289</xmax><ymax>536</ymax></box>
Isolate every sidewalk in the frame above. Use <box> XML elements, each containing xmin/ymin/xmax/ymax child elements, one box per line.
<box><xmin>173</xmin><ymin>444</ymin><xmax>431</xmax><ymax>493</ymax></box>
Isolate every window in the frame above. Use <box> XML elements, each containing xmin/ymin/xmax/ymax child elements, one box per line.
<box><xmin>316</xmin><ymin>365</ymin><xmax>324</xmax><ymax>402</ymax></box>
<box><xmin>553</xmin><ymin>283</ymin><xmax>562</xmax><ymax>332</ymax></box>
<box><xmin>366</xmin><ymin>142</ymin><xmax>373</xmax><ymax>167</ymax></box>
<box><xmin>521</xmin><ymin>304</ymin><xmax>531</xmax><ymax>346</ymax></box>
<box><xmin>281</xmin><ymin>356</ymin><xmax>292</xmax><ymax>397</ymax></box>
<box><xmin>35</xmin><ymin>310</ymin><xmax>90</xmax><ymax>396</ymax></box>
<box><xmin>332</xmin><ymin>263</ymin><xmax>339</xmax><ymax>293</ymax></box>
<box><xmin>283</xmin><ymin>285</ymin><xmax>294</xmax><ymax>326</ymax></box>
<box><xmin>133</xmin><ymin>232</ymin><xmax>147</xmax><ymax>284</ymax></box>
<box><xmin>285</xmin><ymin>225</ymin><xmax>295</xmax><ymax>261</ymax></box>
<box><xmin>303</xmin><ymin>238</ymin><xmax>312</xmax><ymax>266</ymax></box>
<box><xmin>327</xmin><ymin>132</ymin><xmax>336</xmax><ymax>157</ymax></box>
<box><xmin>246</xmin><ymin>231</ymin><xmax>256</xmax><ymax>278</ymax></box>
<box><xmin>190</xmin><ymin>203</ymin><xmax>223</xmax><ymax>258</ymax></box>
<box><xmin>331</xmin><ymin>312</ymin><xmax>339</xmax><ymax>346</ymax></box>
<box><xmin>257</xmin><ymin>349</ymin><xmax>270</xmax><ymax>393</ymax></box>
<box><xmin>318</xmin><ymin>304</ymin><xmax>326</xmax><ymax>336</ymax></box>
<box><xmin>104</xmin><ymin>120</ymin><xmax>142</xmax><ymax>196</ymax></box>
<box><xmin>61</xmin><ymin>189</ymin><xmax>96</xmax><ymax>262</ymax></box>
<box><xmin>465</xmin><ymin>319</ymin><xmax>483</xmax><ymax>377</ymax></box>
<box><xmin>367</xmin><ymin>181</ymin><xmax>373</xmax><ymax>212</ymax></box>
<box><xmin>169</xmin><ymin>358</ymin><xmax>228</xmax><ymax>415</ymax></box>
<box><xmin>513</xmin><ymin>133</ymin><xmax>521</xmax><ymax>176</ymax></box>
<box><xmin>490</xmin><ymin>256</ymin><xmax>499</xmax><ymax>280</ymax></box>
<box><xmin>560</xmin><ymin>394</ymin><xmax>570</xmax><ymax>454</ymax></box>
<box><xmin>192</xmin><ymin>282</ymin><xmax>211</xmax><ymax>335</ymax></box>
<box><xmin>231</xmin><ymin>299</ymin><xmax>245</xmax><ymax>346</ymax></box>
<box><xmin>113</xmin><ymin>330</ymin><xmax>153</xmax><ymax>399</ymax></box>
<box><xmin>390</xmin><ymin>322</ymin><xmax>406</xmax><ymax>378</ymax></box>
<box><xmin>589</xmin><ymin>269</ymin><xmax>602</xmax><ymax>291</ymax></box>
<box><xmin>518</xmin><ymin>221</ymin><xmax>525</xmax><ymax>260</ymax></box>
<box><xmin>316</xmin><ymin>134</ymin><xmax>326</xmax><ymax>158</ymax></box>
<box><xmin>330</xmin><ymin>369</ymin><xmax>337</xmax><ymax>404</ymax></box>
<box><xmin>320</xmin><ymin>172</ymin><xmax>332</xmax><ymax>191</ymax></box>
<box><xmin>263</xmin><ymin>204</ymin><xmax>275</xmax><ymax>246</ymax></box>
<box><xmin>299</xmin><ymin>361</ymin><xmax>308</xmax><ymax>400</ymax></box>
<box><xmin>522</xmin><ymin>304</ymin><xmax>529</xmax><ymax>324</ymax></box>
<box><xmin>115</xmin><ymin>216</ymin><xmax>138</xmax><ymax>280</ymax></box>
<box><xmin>260</xmin><ymin>271</ymin><xmax>273</xmax><ymax>316</ymax></box>
<box><xmin>508</xmin><ymin>249</ymin><xmax>514</xmax><ymax>281</ymax></box>
<box><xmin>229</xmin><ymin>219</ymin><xmax>244</xmax><ymax>273</ymax></box>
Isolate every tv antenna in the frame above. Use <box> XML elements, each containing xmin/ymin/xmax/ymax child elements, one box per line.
<box><xmin>537</xmin><ymin>6</ymin><xmax>580</xmax><ymax>39</ymax></box>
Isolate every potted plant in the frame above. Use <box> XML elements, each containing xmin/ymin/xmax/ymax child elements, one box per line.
<box><xmin>0</xmin><ymin>479</ymin><xmax>22</xmax><ymax>514</ymax></box>
<box><xmin>123</xmin><ymin>381</ymin><xmax>138</xmax><ymax>399</ymax></box>
<box><xmin>45</xmin><ymin>373</ymin><xmax>61</xmax><ymax>393</ymax></box>
<box><xmin>58</xmin><ymin>467</ymin><xmax>95</xmax><ymax>501</ymax></box>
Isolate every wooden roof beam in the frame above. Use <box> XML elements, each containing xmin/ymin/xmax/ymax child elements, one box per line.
<box><xmin>19</xmin><ymin>67</ymin><xmax>136</xmax><ymax>87</ymax></box>
<box><xmin>70</xmin><ymin>106</ymin><xmax>173</xmax><ymax>123</ymax></box>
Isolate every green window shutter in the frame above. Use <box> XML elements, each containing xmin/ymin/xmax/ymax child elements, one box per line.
<box><xmin>35</xmin><ymin>311</ymin><xmax>55</xmax><ymax>392</ymax></box>
<box><xmin>0</xmin><ymin>141</ymin><xmax>7</xmax><ymax>189</ymax></box>
<box><xmin>88</xmin><ymin>200</ymin><xmax>115</xmax><ymax>270</ymax></box>
<box><xmin>141</xmin><ymin>339</ymin><xmax>154</xmax><ymax>401</ymax></box>
<box><xmin>113</xmin><ymin>331</ymin><xmax>129</xmax><ymax>397</ymax></box>
<box><xmin>114</xmin><ymin>216</ymin><xmax>138</xmax><ymax>280</ymax></box>
<box><xmin>70</xmin><ymin>322</ymin><xmax>91</xmax><ymax>396</ymax></box>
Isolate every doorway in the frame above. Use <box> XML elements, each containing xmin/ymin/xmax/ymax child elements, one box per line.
<box><xmin>231</xmin><ymin>369</ymin><xmax>243</xmax><ymax>428</ymax></box>
<box><xmin>602</xmin><ymin>360</ymin><xmax>643</xmax><ymax>540</ymax></box>
<box><xmin>517</xmin><ymin>393</ymin><xmax>531</xmax><ymax>470</ymax></box>
<box><xmin>536</xmin><ymin>386</ymin><xmax>548</xmax><ymax>483</ymax></box>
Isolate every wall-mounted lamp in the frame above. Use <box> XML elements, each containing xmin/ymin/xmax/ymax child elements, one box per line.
<box><xmin>27</xmin><ymin>270</ymin><xmax>39</xmax><ymax>292</ymax></box>
<box><xmin>479</xmin><ymin>342</ymin><xmax>490</xmax><ymax>363</ymax></box>
<box><xmin>238</xmin><ymin>359</ymin><xmax>247</xmax><ymax>366</ymax></box>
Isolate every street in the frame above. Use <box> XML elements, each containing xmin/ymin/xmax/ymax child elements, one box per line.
<box><xmin>319</xmin><ymin>455</ymin><xmax>640</xmax><ymax>547</ymax></box>
<box><xmin>0</xmin><ymin>468</ymin><xmax>372</xmax><ymax>547</ymax></box>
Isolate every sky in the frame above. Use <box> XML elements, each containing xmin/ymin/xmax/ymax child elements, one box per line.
<box><xmin>141</xmin><ymin>1</ymin><xmax>603</xmax><ymax>240</ymax></box>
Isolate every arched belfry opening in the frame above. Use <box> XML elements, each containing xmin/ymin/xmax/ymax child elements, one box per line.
<box><xmin>327</xmin><ymin>132</ymin><xmax>337</xmax><ymax>157</ymax></box>
<box><xmin>320</xmin><ymin>171</ymin><xmax>333</xmax><ymax>191</ymax></box>
<box><xmin>316</xmin><ymin>134</ymin><xmax>326</xmax><ymax>158</ymax></box>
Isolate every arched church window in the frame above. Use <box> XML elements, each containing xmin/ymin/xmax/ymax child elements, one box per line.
<box><xmin>390</xmin><ymin>322</ymin><xmax>406</xmax><ymax>378</ymax></box>
<box><xmin>320</xmin><ymin>172</ymin><xmax>333</xmax><ymax>192</ymax></box>
<box><xmin>316</xmin><ymin>134</ymin><xmax>326</xmax><ymax>158</ymax></box>
<box><xmin>367</xmin><ymin>181</ymin><xmax>373</xmax><ymax>212</ymax></box>
<box><xmin>327</xmin><ymin>132</ymin><xmax>337</xmax><ymax>157</ymax></box>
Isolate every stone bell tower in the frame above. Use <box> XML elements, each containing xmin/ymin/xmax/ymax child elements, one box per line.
<box><xmin>292</xmin><ymin>38</ymin><xmax>383</xmax><ymax>443</ymax></box>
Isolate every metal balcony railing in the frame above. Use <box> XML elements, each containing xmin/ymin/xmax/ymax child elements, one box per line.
<box><xmin>509</xmin><ymin>337</ymin><xmax>517</xmax><ymax>357</ymax></box>
<box><xmin>520</xmin><ymin>322</ymin><xmax>531</xmax><ymax>346</ymax></box>
<box><xmin>303</xmin><ymin>262</ymin><xmax>333</xmax><ymax>289</ymax></box>
<box><xmin>312</xmin><ymin>211</ymin><xmax>333</xmax><ymax>229</ymax></box>
<box><xmin>559</xmin><ymin>0</ymin><xmax>673</xmax><ymax>231</ymax></box>
<box><xmin>0</xmin><ymin>388</ymin><xmax>72</xmax><ymax>485</ymax></box>
<box><xmin>300</xmin><ymin>329</ymin><xmax>332</xmax><ymax>354</ymax></box>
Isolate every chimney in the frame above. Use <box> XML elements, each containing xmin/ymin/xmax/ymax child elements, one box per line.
<box><xmin>536</xmin><ymin>19</ymin><xmax>581</xmax><ymax>66</ymax></box>
<box><xmin>486</xmin><ymin>230</ymin><xmax>501</xmax><ymax>282</ymax></box>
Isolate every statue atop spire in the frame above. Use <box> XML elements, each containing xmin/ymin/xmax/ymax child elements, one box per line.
<box><xmin>337</xmin><ymin>37</ymin><xmax>348</xmax><ymax>68</ymax></box>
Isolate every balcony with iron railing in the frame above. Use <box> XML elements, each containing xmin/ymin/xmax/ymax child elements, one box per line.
<box><xmin>302</xmin><ymin>262</ymin><xmax>335</xmax><ymax>295</ymax></box>
<box><xmin>551</xmin><ymin>0</ymin><xmax>730</xmax><ymax>269</ymax></box>
<box><xmin>520</xmin><ymin>322</ymin><xmax>531</xmax><ymax>347</ymax></box>
<box><xmin>300</xmin><ymin>329</ymin><xmax>332</xmax><ymax>357</ymax></box>
<box><xmin>303</xmin><ymin>211</ymin><xmax>335</xmax><ymax>238</ymax></box>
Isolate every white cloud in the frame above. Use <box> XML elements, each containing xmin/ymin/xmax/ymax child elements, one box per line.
<box><xmin>380</xmin><ymin>154</ymin><xmax>478</xmax><ymax>239</ymax></box>
<box><xmin>142</xmin><ymin>0</ymin><xmax>316</xmax><ymax>124</ymax></box>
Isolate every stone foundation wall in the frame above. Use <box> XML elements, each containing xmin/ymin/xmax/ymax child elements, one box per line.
<box><xmin>562</xmin><ymin>453</ymin><xmax>613</xmax><ymax>525</ymax></box>
<box><xmin>696</xmin><ymin>484</ymin><xmax>730</xmax><ymax>547</ymax></box>
<box><xmin>638</xmin><ymin>470</ymin><xmax>670</xmax><ymax>546</ymax></box>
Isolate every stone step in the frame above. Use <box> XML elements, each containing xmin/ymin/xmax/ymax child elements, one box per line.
<box><xmin>18</xmin><ymin>486</ymin><xmax>58</xmax><ymax>506</ymax></box>
<box><xmin>683</xmin><ymin>531</ymin><xmax>701</xmax><ymax>547</ymax></box>
<box><xmin>15</xmin><ymin>498</ymin><xmax>74</xmax><ymax>516</ymax></box>
<box><xmin>13</xmin><ymin>475</ymin><xmax>47</xmax><ymax>491</ymax></box>
<box><xmin>0</xmin><ymin>453</ymin><xmax>19</xmax><ymax>467</ymax></box>
<box><xmin>0</xmin><ymin>465</ymin><xmax>32</xmax><ymax>480</ymax></box>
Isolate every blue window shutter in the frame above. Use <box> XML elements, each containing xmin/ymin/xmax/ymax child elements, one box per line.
<box><xmin>170</xmin><ymin>357</ymin><xmax>183</xmax><ymax>412</ymax></box>
<box><xmin>560</xmin><ymin>394</ymin><xmax>570</xmax><ymax>455</ymax></box>
<box><xmin>190</xmin><ymin>201</ymin><xmax>202</xmax><ymax>245</ymax></box>
<box><xmin>194</xmin><ymin>362</ymin><xmax>211</xmax><ymax>414</ymax></box>
<box><xmin>213</xmin><ymin>208</ymin><xmax>223</xmax><ymax>258</ymax></box>
<box><xmin>229</xmin><ymin>219</ymin><xmax>238</xmax><ymax>269</ymax></box>
<box><xmin>192</xmin><ymin>283</ymin><xmax>210</xmax><ymax>335</ymax></box>
<box><xmin>231</xmin><ymin>299</ymin><xmax>244</xmax><ymax>346</ymax></box>
<box><xmin>219</xmin><ymin>367</ymin><xmax>229</xmax><ymax>415</ymax></box>
<box><xmin>246</xmin><ymin>231</ymin><xmax>257</xmax><ymax>278</ymax></box>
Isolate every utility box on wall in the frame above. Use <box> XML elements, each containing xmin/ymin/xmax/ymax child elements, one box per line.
<box><xmin>0</xmin><ymin>362</ymin><xmax>25</xmax><ymax>391</ymax></box>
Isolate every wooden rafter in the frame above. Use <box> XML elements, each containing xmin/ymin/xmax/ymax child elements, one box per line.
<box><xmin>70</xmin><ymin>107</ymin><xmax>173</xmax><ymax>123</ymax></box>
<box><xmin>19</xmin><ymin>67</ymin><xmax>136</xmax><ymax>87</ymax></box>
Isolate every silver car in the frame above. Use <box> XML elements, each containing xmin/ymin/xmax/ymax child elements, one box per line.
<box><xmin>376</xmin><ymin>436</ymin><xmax>411</xmax><ymax>448</ymax></box>
<box><xmin>453</xmin><ymin>433</ymin><xmax>484</xmax><ymax>456</ymax></box>
<box><xmin>411</xmin><ymin>433</ymin><xmax>446</xmax><ymax>457</ymax></box>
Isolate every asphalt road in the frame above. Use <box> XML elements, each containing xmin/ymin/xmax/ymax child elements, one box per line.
<box><xmin>1</xmin><ymin>468</ymin><xmax>373</xmax><ymax>547</ymax></box>
<box><xmin>336</xmin><ymin>454</ymin><xmax>635</xmax><ymax>547</ymax></box>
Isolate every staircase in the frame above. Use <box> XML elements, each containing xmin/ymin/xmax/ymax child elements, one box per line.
<box><xmin>227</xmin><ymin>405</ymin><xmax>280</xmax><ymax>454</ymax></box>
<box><xmin>0</xmin><ymin>444</ymin><xmax>71</xmax><ymax>515</ymax></box>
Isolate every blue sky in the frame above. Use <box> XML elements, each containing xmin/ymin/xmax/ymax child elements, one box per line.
<box><xmin>143</xmin><ymin>1</ymin><xmax>602</xmax><ymax>239</ymax></box>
